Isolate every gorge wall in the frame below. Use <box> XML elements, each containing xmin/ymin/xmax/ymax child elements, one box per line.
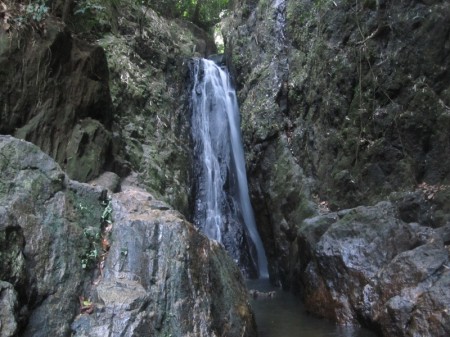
<box><xmin>2</xmin><ymin>0</ymin><xmax>450</xmax><ymax>336</ymax></box>
<box><xmin>223</xmin><ymin>0</ymin><xmax>450</xmax><ymax>335</ymax></box>
<box><xmin>0</xmin><ymin>2</ymin><xmax>256</xmax><ymax>336</ymax></box>
<box><xmin>1</xmin><ymin>0</ymin><xmax>216</xmax><ymax>214</ymax></box>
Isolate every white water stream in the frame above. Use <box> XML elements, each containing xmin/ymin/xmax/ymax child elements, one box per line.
<box><xmin>191</xmin><ymin>58</ymin><xmax>268</xmax><ymax>277</ymax></box>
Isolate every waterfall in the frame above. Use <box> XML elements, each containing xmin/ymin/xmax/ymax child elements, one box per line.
<box><xmin>190</xmin><ymin>58</ymin><xmax>268</xmax><ymax>278</ymax></box>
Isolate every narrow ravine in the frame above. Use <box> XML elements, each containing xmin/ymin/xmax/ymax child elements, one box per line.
<box><xmin>189</xmin><ymin>57</ymin><xmax>380</xmax><ymax>337</ymax></box>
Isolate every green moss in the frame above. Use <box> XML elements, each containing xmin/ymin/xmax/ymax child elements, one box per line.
<box><xmin>0</xmin><ymin>229</ymin><xmax>26</xmax><ymax>285</ymax></box>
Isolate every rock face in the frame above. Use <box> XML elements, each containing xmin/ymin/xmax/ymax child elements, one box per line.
<box><xmin>0</xmin><ymin>19</ymin><xmax>116</xmax><ymax>182</ymax></box>
<box><xmin>72</xmin><ymin>187</ymin><xmax>256</xmax><ymax>337</ymax></box>
<box><xmin>0</xmin><ymin>136</ymin><xmax>256</xmax><ymax>337</ymax></box>
<box><xmin>222</xmin><ymin>0</ymin><xmax>450</xmax><ymax>335</ymax></box>
<box><xmin>224</xmin><ymin>0</ymin><xmax>450</xmax><ymax>275</ymax></box>
<box><xmin>292</xmin><ymin>201</ymin><xmax>450</xmax><ymax>337</ymax></box>
<box><xmin>97</xmin><ymin>5</ymin><xmax>216</xmax><ymax>214</ymax></box>
<box><xmin>1</xmin><ymin>4</ymin><xmax>216</xmax><ymax>215</ymax></box>
<box><xmin>0</xmin><ymin>135</ymin><xmax>104</xmax><ymax>337</ymax></box>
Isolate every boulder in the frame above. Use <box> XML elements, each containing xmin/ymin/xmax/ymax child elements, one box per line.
<box><xmin>72</xmin><ymin>187</ymin><xmax>256</xmax><ymax>337</ymax></box>
<box><xmin>0</xmin><ymin>135</ymin><xmax>103</xmax><ymax>337</ymax></box>
<box><xmin>292</xmin><ymin>201</ymin><xmax>450</xmax><ymax>336</ymax></box>
<box><xmin>0</xmin><ymin>136</ymin><xmax>256</xmax><ymax>337</ymax></box>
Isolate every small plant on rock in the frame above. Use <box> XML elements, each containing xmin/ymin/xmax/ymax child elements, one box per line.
<box><xmin>81</xmin><ymin>227</ymin><xmax>101</xmax><ymax>269</ymax></box>
<box><xmin>79</xmin><ymin>194</ymin><xmax>113</xmax><ymax>270</ymax></box>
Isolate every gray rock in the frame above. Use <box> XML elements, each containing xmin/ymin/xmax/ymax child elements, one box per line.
<box><xmin>224</xmin><ymin>0</ymin><xmax>450</xmax><ymax>282</ymax></box>
<box><xmin>89</xmin><ymin>171</ymin><xmax>121</xmax><ymax>193</ymax></box>
<box><xmin>224</xmin><ymin>1</ymin><xmax>450</xmax><ymax>335</ymax></box>
<box><xmin>0</xmin><ymin>281</ymin><xmax>19</xmax><ymax>337</ymax></box>
<box><xmin>0</xmin><ymin>21</ymin><xmax>115</xmax><ymax>182</ymax></box>
<box><xmin>72</xmin><ymin>187</ymin><xmax>256</xmax><ymax>337</ymax></box>
<box><xmin>0</xmin><ymin>135</ymin><xmax>255</xmax><ymax>337</ymax></box>
<box><xmin>0</xmin><ymin>135</ymin><xmax>102</xmax><ymax>337</ymax></box>
<box><xmin>294</xmin><ymin>201</ymin><xmax>450</xmax><ymax>336</ymax></box>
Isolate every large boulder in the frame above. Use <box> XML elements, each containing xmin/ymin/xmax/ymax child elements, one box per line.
<box><xmin>72</xmin><ymin>187</ymin><xmax>256</xmax><ymax>337</ymax></box>
<box><xmin>291</xmin><ymin>201</ymin><xmax>450</xmax><ymax>336</ymax></box>
<box><xmin>0</xmin><ymin>135</ymin><xmax>104</xmax><ymax>337</ymax></box>
<box><xmin>0</xmin><ymin>136</ymin><xmax>256</xmax><ymax>337</ymax></box>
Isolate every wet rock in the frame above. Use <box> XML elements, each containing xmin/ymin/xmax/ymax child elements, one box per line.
<box><xmin>292</xmin><ymin>201</ymin><xmax>450</xmax><ymax>336</ymax></box>
<box><xmin>249</xmin><ymin>289</ymin><xmax>276</xmax><ymax>299</ymax></box>
<box><xmin>246</xmin><ymin>134</ymin><xmax>315</xmax><ymax>285</ymax></box>
<box><xmin>0</xmin><ymin>281</ymin><xmax>19</xmax><ymax>337</ymax></box>
<box><xmin>72</xmin><ymin>187</ymin><xmax>256</xmax><ymax>337</ymax></box>
<box><xmin>224</xmin><ymin>0</ymin><xmax>450</xmax><ymax>286</ymax></box>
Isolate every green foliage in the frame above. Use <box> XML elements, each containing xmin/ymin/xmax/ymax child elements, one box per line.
<box><xmin>13</xmin><ymin>0</ymin><xmax>49</xmax><ymax>26</ymax></box>
<box><xmin>314</xmin><ymin>0</ymin><xmax>331</xmax><ymax>10</ymax></box>
<box><xmin>72</xmin><ymin>0</ymin><xmax>119</xmax><ymax>33</ymax></box>
<box><xmin>74</xmin><ymin>0</ymin><xmax>106</xmax><ymax>15</ymax></box>
<box><xmin>145</xmin><ymin>0</ymin><xmax>229</xmax><ymax>31</ymax></box>
<box><xmin>78</xmin><ymin>196</ymin><xmax>113</xmax><ymax>270</ymax></box>
<box><xmin>81</xmin><ymin>227</ymin><xmax>100</xmax><ymax>269</ymax></box>
<box><xmin>25</xmin><ymin>0</ymin><xmax>49</xmax><ymax>22</ymax></box>
<box><xmin>101</xmin><ymin>197</ymin><xmax>113</xmax><ymax>224</ymax></box>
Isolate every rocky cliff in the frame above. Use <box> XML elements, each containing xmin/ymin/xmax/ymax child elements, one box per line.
<box><xmin>2</xmin><ymin>0</ymin><xmax>450</xmax><ymax>335</ymax></box>
<box><xmin>95</xmin><ymin>5</ymin><xmax>216</xmax><ymax>214</ymax></box>
<box><xmin>0</xmin><ymin>135</ymin><xmax>256</xmax><ymax>337</ymax></box>
<box><xmin>0</xmin><ymin>2</ymin><xmax>256</xmax><ymax>336</ymax></box>
<box><xmin>0</xmin><ymin>17</ymin><xmax>115</xmax><ymax>183</ymax></box>
<box><xmin>0</xmin><ymin>0</ymin><xmax>215</xmax><ymax>214</ymax></box>
<box><xmin>223</xmin><ymin>0</ymin><xmax>450</xmax><ymax>335</ymax></box>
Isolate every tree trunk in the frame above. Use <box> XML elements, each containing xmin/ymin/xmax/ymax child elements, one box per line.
<box><xmin>192</xmin><ymin>0</ymin><xmax>203</xmax><ymax>26</ymax></box>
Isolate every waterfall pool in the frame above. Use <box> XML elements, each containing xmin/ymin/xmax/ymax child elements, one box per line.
<box><xmin>247</xmin><ymin>279</ymin><xmax>377</xmax><ymax>337</ymax></box>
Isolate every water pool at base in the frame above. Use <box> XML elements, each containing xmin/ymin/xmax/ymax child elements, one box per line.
<box><xmin>247</xmin><ymin>279</ymin><xmax>377</xmax><ymax>337</ymax></box>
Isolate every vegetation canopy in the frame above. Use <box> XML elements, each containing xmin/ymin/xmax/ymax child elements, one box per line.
<box><xmin>145</xmin><ymin>0</ymin><xmax>229</xmax><ymax>30</ymax></box>
<box><xmin>1</xmin><ymin>0</ymin><xmax>229</xmax><ymax>36</ymax></box>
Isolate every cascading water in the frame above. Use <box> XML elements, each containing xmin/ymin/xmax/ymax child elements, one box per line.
<box><xmin>190</xmin><ymin>58</ymin><xmax>268</xmax><ymax>278</ymax></box>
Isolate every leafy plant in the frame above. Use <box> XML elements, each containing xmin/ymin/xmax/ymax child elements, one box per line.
<box><xmin>81</xmin><ymin>227</ymin><xmax>101</xmax><ymax>269</ymax></box>
<box><xmin>101</xmin><ymin>197</ymin><xmax>113</xmax><ymax>224</ymax></box>
<box><xmin>79</xmin><ymin>194</ymin><xmax>113</xmax><ymax>270</ymax></box>
<box><xmin>25</xmin><ymin>0</ymin><xmax>49</xmax><ymax>22</ymax></box>
<box><xmin>11</xmin><ymin>0</ymin><xmax>49</xmax><ymax>27</ymax></box>
<box><xmin>74</xmin><ymin>0</ymin><xmax>106</xmax><ymax>16</ymax></box>
<box><xmin>72</xmin><ymin>0</ymin><xmax>115</xmax><ymax>33</ymax></box>
<box><xmin>145</xmin><ymin>0</ymin><xmax>229</xmax><ymax>31</ymax></box>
